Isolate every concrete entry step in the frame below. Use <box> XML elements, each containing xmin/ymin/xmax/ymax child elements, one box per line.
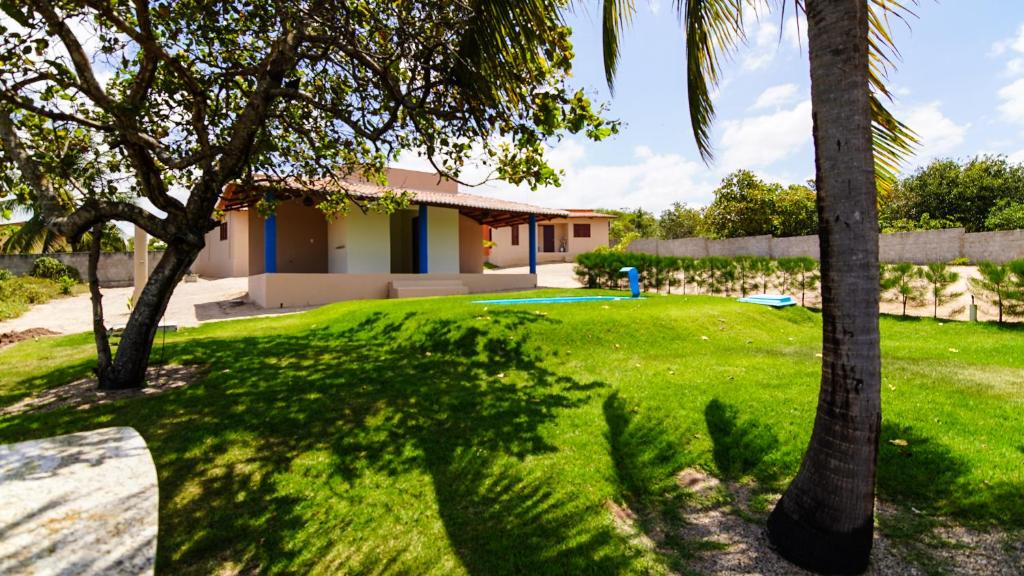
<box><xmin>388</xmin><ymin>279</ymin><xmax>470</xmax><ymax>298</ymax></box>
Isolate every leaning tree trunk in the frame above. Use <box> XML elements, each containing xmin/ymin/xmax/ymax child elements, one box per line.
<box><xmin>97</xmin><ymin>241</ymin><xmax>201</xmax><ymax>390</ymax></box>
<box><xmin>766</xmin><ymin>1</ymin><xmax>882</xmax><ymax>574</ymax></box>
<box><xmin>88</xmin><ymin>224</ymin><xmax>113</xmax><ymax>380</ymax></box>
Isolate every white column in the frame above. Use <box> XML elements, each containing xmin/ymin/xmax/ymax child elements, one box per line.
<box><xmin>133</xmin><ymin>226</ymin><xmax>148</xmax><ymax>303</ymax></box>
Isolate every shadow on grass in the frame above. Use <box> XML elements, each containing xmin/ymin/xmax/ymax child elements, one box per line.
<box><xmin>602</xmin><ymin>392</ymin><xmax>701</xmax><ymax>572</ymax></box>
<box><xmin>431</xmin><ymin>448</ymin><xmax>639</xmax><ymax>576</ymax></box>
<box><xmin>0</xmin><ymin>308</ymin><xmax>631</xmax><ymax>574</ymax></box>
<box><xmin>879</xmin><ymin>422</ymin><xmax>1024</xmax><ymax>529</ymax></box>
<box><xmin>704</xmin><ymin>398</ymin><xmax>782</xmax><ymax>485</ymax></box>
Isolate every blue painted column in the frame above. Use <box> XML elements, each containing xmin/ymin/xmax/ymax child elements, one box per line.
<box><xmin>418</xmin><ymin>204</ymin><xmax>429</xmax><ymax>274</ymax></box>
<box><xmin>264</xmin><ymin>199</ymin><xmax>277</xmax><ymax>274</ymax></box>
<box><xmin>528</xmin><ymin>214</ymin><xmax>537</xmax><ymax>275</ymax></box>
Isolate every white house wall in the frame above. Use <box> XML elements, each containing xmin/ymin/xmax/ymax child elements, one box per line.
<box><xmin>327</xmin><ymin>214</ymin><xmax>348</xmax><ymax>273</ymax></box>
<box><xmin>194</xmin><ymin>210</ymin><xmax>250</xmax><ymax>278</ymax></box>
<box><xmin>343</xmin><ymin>208</ymin><xmax>391</xmax><ymax>273</ymax></box>
<box><xmin>427</xmin><ymin>206</ymin><xmax>460</xmax><ymax>273</ymax></box>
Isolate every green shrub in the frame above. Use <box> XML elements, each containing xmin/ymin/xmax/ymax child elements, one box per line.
<box><xmin>948</xmin><ymin>257</ymin><xmax>970</xmax><ymax>266</ymax></box>
<box><xmin>0</xmin><ymin>268</ymin><xmax>12</xmax><ymax>282</ymax></box>
<box><xmin>969</xmin><ymin>261</ymin><xmax>1020</xmax><ymax>324</ymax></box>
<box><xmin>881</xmin><ymin>263</ymin><xmax>925</xmax><ymax>316</ymax></box>
<box><xmin>0</xmin><ymin>276</ymin><xmax>63</xmax><ymax>320</ymax></box>
<box><xmin>30</xmin><ymin>256</ymin><xmax>81</xmax><ymax>282</ymax></box>
<box><xmin>58</xmin><ymin>274</ymin><xmax>77</xmax><ymax>295</ymax></box>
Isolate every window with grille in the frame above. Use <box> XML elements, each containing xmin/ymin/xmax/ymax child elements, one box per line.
<box><xmin>573</xmin><ymin>223</ymin><xmax>591</xmax><ymax>238</ymax></box>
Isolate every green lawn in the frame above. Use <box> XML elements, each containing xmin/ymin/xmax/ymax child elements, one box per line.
<box><xmin>0</xmin><ymin>290</ymin><xmax>1021</xmax><ymax>574</ymax></box>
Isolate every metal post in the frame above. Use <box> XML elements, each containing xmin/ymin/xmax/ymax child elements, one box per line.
<box><xmin>264</xmin><ymin>207</ymin><xmax>277</xmax><ymax>274</ymax></box>
<box><xmin>528</xmin><ymin>214</ymin><xmax>537</xmax><ymax>275</ymax></box>
<box><xmin>132</xmin><ymin>226</ymin><xmax>148</xmax><ymax>303</ymax></box>
<box><xmin>418</xmin><ymin>204</ymin><xmax>429</xmax><ymax>274</ymax></box>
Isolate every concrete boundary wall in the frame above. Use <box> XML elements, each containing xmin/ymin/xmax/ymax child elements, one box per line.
<box><xmin>0</xmin><ymin>251</ymin><xmax>166</xmax><ymax>287</ymax></box>
<box><xmin>627</xmin><ymin>227</ymin><xmax>1024</xmax><ymax>264</ymax></box>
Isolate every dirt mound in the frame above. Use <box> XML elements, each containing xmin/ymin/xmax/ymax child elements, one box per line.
<box><xmin>0</xmin><ymin>328</ymin><xmax>60</xmax><ymax>349</ymax></box>
<box><xmin>1</xmin><ymin>364</ymin><xmax>202</xmax><ymax>416</ymax></box>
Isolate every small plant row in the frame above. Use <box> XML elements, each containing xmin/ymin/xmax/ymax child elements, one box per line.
<box><xmin>882</xmin><ymin>260</ymin><xmax>1024</xmax><ymax>323</ymax></box>
<box><xmin>574</xmin><ymin>252</ymin><xmax>821</xmax><ymax>305</ymax></box>
<box><xmin>576</xmin><ymin>251</ymin><xmax>1024</xmax><ymax>322</ymax></box>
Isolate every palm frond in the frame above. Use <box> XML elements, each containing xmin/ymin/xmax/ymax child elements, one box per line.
<box><xmin>0</xmin><ymin>217</ymin><xmax>71</xmax><ymax>254</ymax></box>
<box><xmin>602</xmin><ymin>0</ymin><xmax>635</xmax><ymax>94</ymax></box>
<box><xmin>679</xmin><ymin>0</ymin><xmax>746</xmax><ymax>162</ymax></box>
<box><xmin>867</xmin><ymin>0</ymin><xmax>919</xmax><ymax>195</ymax></box>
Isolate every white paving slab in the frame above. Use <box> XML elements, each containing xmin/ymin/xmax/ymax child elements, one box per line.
<box><xmin>0</xmin><ymin>427</ymin><xmax>158</xmax><ymax>575</ymax></box>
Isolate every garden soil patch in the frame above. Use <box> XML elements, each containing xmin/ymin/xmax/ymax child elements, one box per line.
<box><xmin>0</xmin><ymin>328</ymin><xmax>60</xmax><ymax>349</ymax></box>
<box><xmin>0</xmin><ymin>364</ymin><xmax>202</xmax><ymax>417</ymax></box>
<box><xmin>607</xmin><ymin>467</ymin><xmax>1022</xmax><ymax>575</ymax></box>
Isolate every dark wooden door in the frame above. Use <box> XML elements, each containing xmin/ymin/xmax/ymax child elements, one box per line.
<box><xmin>541</xmin><ymin>225</ymin><xmax>555</xmax><ymax>253</ymax></box>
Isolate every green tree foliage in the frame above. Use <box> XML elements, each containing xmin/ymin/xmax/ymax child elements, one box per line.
<box><xmin>702</xmin><ymin>171</ymin><xmax>817</xmax><ymax>239</ymax></box>
<box><xmin>882</xmin><ymin>156</ymin><xmax>1024</xmax><ymax>232</ymax></box>
<box><xmin>602</xmin><ymin>208</ymin><xmax>659</xmax><ymax>247</ymax></box>
<box><xmin>772</xmin><ymin>184</ymin><xmax>818</xmax><ymax>238</ymax></box>
<box><xmin>658</xmin><ymin>202</ymin><xmax>704</xmax><ymax>239</ymax></box>
<box><xmin>880</xmin><ymin>263</ymin><xmax>925</xmax><ymax>317</ymax></box>
<box><xmin>921</xmin><ymin>262</ymin><xmax>962</xmax><ymax>319</ymax></box>
<box><xmin>701</xmin><ymin>171</ymin><xmax>777</xmax><ymax>239</ymax></box>
<box><xmin>984</xmin><ymin>200</ymin><xmax>1024</xmax><ymax>231</ymax></box>
<box><xmin>0</xmin><ymin>0</ymin><xmax>616</xmax><ymax>388</ymax></box>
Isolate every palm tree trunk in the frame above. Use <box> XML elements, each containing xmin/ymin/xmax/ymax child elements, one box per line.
<box><xmin>766</xmin><ymin>1</ymin><xmax>881</xmax><ymax>574</ymax></box>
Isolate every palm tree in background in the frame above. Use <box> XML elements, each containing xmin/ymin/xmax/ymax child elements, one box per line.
<box><xmin>600</xmin><ymin>0</ymin><xmax>917</xmax><ymax>573</ymax></box>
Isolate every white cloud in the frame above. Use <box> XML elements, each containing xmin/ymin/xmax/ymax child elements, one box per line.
<box><xmin>997</xmin><ymin>77</ymin><xmax>1024</xmax><ymax>124</ymax></box>
<box><xmin>783</xmin><ymin>14</ymin><xmax>807</xmax><ymax>50</ymax></box>
<box><xmin>741</xmin><ymin>19</ymin><xmax>781</xmax><ymax>71</ymax></box>
<box><xmin>718</xmin><ymin>100</ymin><xmax>812</xmax><ymax>170</ymax></box>
<box><xmin>751</xmin><ymin>83</ymin><xmax>799</xmax><ymax>110</ymax></box>
<box><xmin>395</xmin><ymin>139</ymin><xmax>717</xmax><ymax>211</ymax></box>
<box><xmin>1008</xmin><ymin>149</ymin><xmax>1024</xmax><ymax>164</ymax></box>
<box><xmin>990</xmin><ymin>24</ymin><xmax>1024</xmax><ymax>57</ymax></box>
<box><xmin>899</xmin><ymin>102</ymin><xmax>969</xmax><ymax>164</ymax></box>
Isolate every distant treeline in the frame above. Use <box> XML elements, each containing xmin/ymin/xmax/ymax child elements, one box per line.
<box><xmin>601</xmin><ymin>156</ymin><xmax>1024</xmax><ymax>247</ymax></box>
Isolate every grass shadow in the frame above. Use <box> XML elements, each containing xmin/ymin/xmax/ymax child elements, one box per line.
<box><xmin>603</xmin><ymin>392</ymin><xmax>710</xmax><ymax>572</ymax></box>
<box><xmin>430</xmin><ymin>447</ymin><xmax>640</xmax><ymax>575</ymax></box>
<box><xmin>879</xmin><ymin>421</ymin><xmax>1024</xmax><ymax>529</ymax></box>
<box><xmin>703</xmin><ymin>398</ymin><xmax>781</xmax><ymax>485</ymax></box>
<box><xmin>0</xmin><ymin>308</ymin><xmax>620</xmax><ymax>574</ymax></box>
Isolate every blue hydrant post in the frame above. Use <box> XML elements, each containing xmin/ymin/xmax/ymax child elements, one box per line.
<box><xmin>619</xmin><ymin>267</ymin><xmax>640</xmax><ymax>298</ymax></box>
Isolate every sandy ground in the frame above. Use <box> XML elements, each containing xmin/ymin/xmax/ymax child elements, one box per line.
<box><xmin>0</xmin><ymin>277</ymin><xmax>311</xmax><ymax>335</ymax></box>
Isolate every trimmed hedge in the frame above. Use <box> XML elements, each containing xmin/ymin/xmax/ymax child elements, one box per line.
<box><xmin>574</xmin><ymin>251</ymin><xmax>820</xmax><ymax>298</ymax></box>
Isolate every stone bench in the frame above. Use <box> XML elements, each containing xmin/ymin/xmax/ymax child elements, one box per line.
<box><xmin>0</xmin><ymin>427</ymin><xmax>158</xmax><ymax>575</ymax></box>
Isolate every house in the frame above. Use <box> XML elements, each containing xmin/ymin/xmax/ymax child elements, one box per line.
<box><xmin>193</xmin><ymin>168</ymin><xmax>576</xmax><ymax>308</ymax></box>
<box><xmin>485</xmin><ymin>210</ymin><xmax>614</xmax><ymax>268</ymax></box>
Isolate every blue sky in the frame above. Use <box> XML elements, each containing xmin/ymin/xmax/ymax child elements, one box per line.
<box><xmin>404</xmin><ymin>1</ymin><xmax>1024</xmax><ymax>213</ymax></box>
